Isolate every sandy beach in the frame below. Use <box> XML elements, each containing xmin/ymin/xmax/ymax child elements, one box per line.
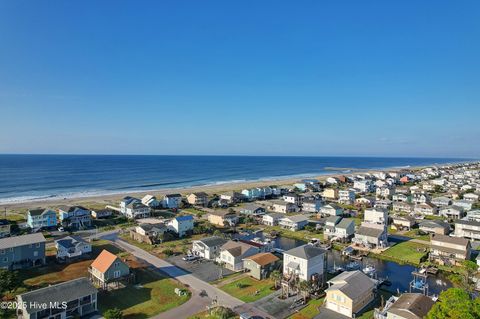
<box><xmin>0</xmin><ymin>165</ymin><xmax>427</xmax><ymax>214</ymax></box>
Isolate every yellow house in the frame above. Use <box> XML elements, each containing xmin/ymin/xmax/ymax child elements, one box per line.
<box><xmin>325</xmin><ymin>270</ymin><xmax>375</xmax><ymax>318</ymax></box>
<box><xmin>322</xmin><ymin>188</ymin><xmax>338</xmax><ymax>200</ymax></box>
<box><xmin>207</xmin><ymin>211</ymin><xmax>239</xmax><ymax>227</ymax></box>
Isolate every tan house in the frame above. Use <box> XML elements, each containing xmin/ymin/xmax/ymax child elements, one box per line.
<box><xmin>430</xmin><ymin>234</ymin><xmax>471</xmax><ymax>266</ymax></box>
<box><xmin>187</xmin><ymin>192</ymin><xmax>209</xmax><ymax>206</ymax></box>
<box><xmin>419</xmin><ymin>220</ymin><xmax>450</xmax><ymax>235</ymax></box>
<box><xmin>207</xmin><ymin>210</ymin><xmax>239</xmax><ymax>227</ymax></box>
<box><xmin>323</xmin><ymin>188</ymin><xmax>339</xmax><ymax>200</ymax></box>
<box><xmin>391</xmin><ymin>215</ymin><xmax>416</xmax><ymax>230</ymax></box>
<box><xmin>325</xmin><ymin>270</ymin><xmax>376</xmax><ymax>318</ymax></box>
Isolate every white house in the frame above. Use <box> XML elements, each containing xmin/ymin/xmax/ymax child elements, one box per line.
<box><xmin>55</xmin><ymin>236</ymin><xmax>92</xmax><ymax>262</ymax></box>
<box><xmin>279</xmin><ymin>215</ymin><xmax>308</xmax><ymax>231</ymax></box>
<box><xmin>125</xmin><ymin>202</ymin><xmax>151</xmax><ymax>219</ymax></box>
<box><xmin>271</xmin><ymin>200</ymin><xmax>298</xmax><ymax>214</ymax></box>
<box><xmin>262</xmin><ymin>213</ymin><xmax>284</xmax><ymax>226</ymax></box>
<box><xmin>142</xmin><ymin>195</ymin><xmax>161</xmax><ymax>208</ymax></box>
<box><xmin>364</xmin><ymin>208</ymin><xmax>388</xmax><ymax>225</ymax></box>
<box><xmin>163</xmin><ymin>194</ymin><xmax>183</xmax><ymax>209</ymax></box>
<box><xmin>168</xmin><ymin>215</ymin><xmax>194</xmax><ymax>237</ymax></box>
<box><xmin>354</xmin><ymin>180</ymin><xmax>375</xmax><ymax>193</ymax></box>
<box><xmin>302</xmin><ymin>199</ymin><xmax>322</xmax><ymax>213</ymax></box>
<box><xmin>218</xmin><ymin>240</ymin><xmax>260</xmax><ymax>271</ymax></box>
<box><xmin>320</xmin><ymin>204</ymin><xmax>343</xmax><ymax>216</ymax></box>
<box><xmin>283</xmin><ymin>245</ymin><xmax>326</xmax><ymax>282</ymax></box>
<box><xmin>192</xmin><ymin>236</ymin><xmax>227</xmax><ymax>260</ymax></box>
<box><xmin>431</xmin><ymin>196</ymin><xmax>452</xmax><ymax>207</ymax></box>
<box><xmin>439</xmin><ymin>206</ymin><xmax>465</xmax><ymax>220</ymax></box>
<box><xmin>339</xmin><ymin>189</ymin><xmax>356</xmax><ymax>204</ymax></box>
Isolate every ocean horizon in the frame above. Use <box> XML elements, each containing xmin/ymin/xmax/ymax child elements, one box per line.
<box><xmin>0</xmin><ymin>154</ymin><xmax>473</xmax><ymax>204</ymax></box>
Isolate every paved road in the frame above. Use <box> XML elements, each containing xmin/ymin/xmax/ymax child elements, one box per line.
<box><xmin>101</xmin><ymin>232</ymin><xmax>272</xmax><ymax>318</ymax></box>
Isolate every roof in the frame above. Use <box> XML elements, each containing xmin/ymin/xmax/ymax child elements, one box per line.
<box><xmin>282</xmin><ymin>215</ymin><xmax>308</xmax><ymax>223</ymax></box>
<box><xmin>388</xmin><ymin>293</ymin><xmax>435</xmax><ymax>319</ymax></box>
<box><xmin>175</xmin><ymin>215</ymin><xmax>194</xmax><ymax>222</ymax></box>
<box><xmin>337</xmin><ymin>218</ymin><xmax>354</xmax><ymax>229</ymax></box>
<box><xmin>28</xmin><ymin>208</ymin><xmax>55</xmax><ymax>216</ymax></box>
<box><xmin>244</xmin><ymin>252</ymin><xmax>279</xmax><ymax>266</ymax></box>
<box><xmin>221</xmin><ymin>240</ymin><xmax>258</xmax><ymax>257</ymax></box>
<box><xmin>165</xmin><ymin>193</ymin><xmax>182</xmax><ymax>198</ymax></box>
<box><xmin>18</xmin><ymin>277</ymin><xmax>97</xmax><ymax>314</ymax></box>
<box><xmin>325</xmin><ymin>216</ymin><xmax>342</xmax><ymax>224</ymax></box>
<box><xmin>326</xmin><ymin>271</ymin><xmax>375</xmax><ymax>300</ymax></box>
<box><xmin>455</xmin><ymin>219</ymin><xmax>480</xmax><ymax>227</ymax></box>
<box><xmin>197</xmin><ymin>236</ymin><xmax>227</xmax><ymax>248</ymax></box>
<box><xmin>209</xmin><ymin>210</ymin><xmax>237</xmax><ymax>217</ymax></box>
<box><xmin>263</xmin><ymin>213</ymin><xmax>284</xmax><ymax>219</ymax></box>
<box><xmin>191</xmin><ymin>192</ymin><xmax>208</xmax><ymax>197</ymax></box>
<box><xmin>284</xmin><ymin>244</ymin><xmax>326</xmax><ymax>260</ymax></box>
<box><xmin>58</xmin><ymin>205</ymin><xmax>89</xmax><ymax>213</ymax></box>
<box><xmin>242</xmin><ymin>203</ymin><xmax>264</xmax><ymax>211</ymax></box>
<box><xmin>0</xmin><ymin>233</ymin><xmax>46</xmax><ymax>250</ymax></box>
<box><xmin>431</xmin><ymin>234</ymin><xmax>470</xmax><ymax>247</ymax></box>
<box><xmin>419</xmin><ymin>220</ymin><xmax>450</xmax><ymax>229</ymax></box>
<box><xmin>355</xmin><ymin>226</ymin><xmax>385</xmax><ymax>237</ymax></box>
<box><xmin>55</xmin><ymin>235</ymin><xmax>88</xmax><ymax>249</ymax></box>
<box><xmin>90</xmin><ymin>249</ymin><xmax>120</xmax><ymax>273</ymax></box>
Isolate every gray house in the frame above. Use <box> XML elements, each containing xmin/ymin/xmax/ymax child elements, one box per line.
<box><xmin>16</xmin><ymin>277</ymin><xmax>98</xmax><ymax>319</ymax></box>
<box><xmin>89</xmin><ymin>249</ymin><xmax>132</xmax><ymax>289</ymax></box>
<box><xmin>0</xmin><ymin>233</ymin><xmax>46</xmax><ymax>270</ymax></box>
<box><xmin>243</xmin><ymin>252</ymin><xmax>280</xmax><ymax>280</ymax></box>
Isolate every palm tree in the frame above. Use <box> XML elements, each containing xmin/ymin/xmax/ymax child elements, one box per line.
<box><xmin>270</xmin><ymin>270</ymin><xmax>282</xmax><ymax>289</ymax></box>
<box><xmin>298</xmin><ymin>280</ymin><xmax>310</xmax><ymax>303</ymax></box>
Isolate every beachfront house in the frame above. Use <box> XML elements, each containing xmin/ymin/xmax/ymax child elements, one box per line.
<box><xmin>278</xmin><ymin>215</ymin><xmax>308</xmax><ymax>231</ymax></box>
<box><xmin>207</xmin><ymin>210</ymin><xmax>239</xmax><ymax>227</ymax></box>
<box><xmin>271</xmin><ymin>200</ymin><xmax>298</xmax><ymax>214</ymax></box>
<box><xmin>283</xmin><ymin>193</ymin><xmax>301</xmax><ymax>205</ymax></box>
<box><xmin>58</xmin><ymin>206</ymin><xmax>92</xmax><ymax>229</ymax></box>
<box><xmin>187</xmin><ymin>192</ymin><xmax>209</xmax><ymax>206</ymax></box>
<box><xmin>218</xmin><ymin>240</ymin><xmax>260</xmax><ymax>271</ymax></box>
<box><xmin>16</xmin><ymin>277</ymin><xmax>98</xmax><ymax>319</ymax></box>
<box><xmin>26</xmin><ymin>208</ymin><xmax>57</xmax><ymax>230</ymax></box>
<box><xmin>0</xmin><ymin>233</ymin><xmax>46</xmax><ymax>270</ymax></box>
<box><xmin>243</xmin><ymin>252</ymin><xmax>280</xmax><ymax>280</ymax></box>
<box><xmin>141</xmin><ymin>194</ymin><xmax>161</xmax><ymax>208</ymax></box>
<box><xmin>163</xmin><ymin>194</ymin><xmax>183</xmax><ymax>209</ymax></box>
<box><xmin>418</xmin><ymin>220</ymin><xmax>450</xmax><ymax>235</ymax></box>
<box><xmin>429</xmin><ymin>234</ymin><xmax>471</xmax><ymax>266</ymax></box>
<box><xmin>454</xmin><ymin>219</ymin><xmax>480</xmax><ymax>240</ymax></box>
<box><xmin>354</xmin><ymin>180</ymin><xmax>375</xmax><ymax>193</ymax></box>
<box><xmin>262</xmin><ymin>213</ymin><xmax>284</xmax><ymax>226</ymax></box>
<box><xmin>325</xmin><ymin>270</ymin><xmax>376</xmax><ymax>318</ymax></box>
<box><xmin>89</xmin><ymin>249</ymin><xmax>132</xmax><ymax>289</ymax></box>
<box><xmin>392</xmin><ymin>202</ymin><xmax>413</xmax><ymax>214</ymax></box>
<box><xmin>168</xmin><ymin>215</ymin><xmax>194</xmax><ymax>237</ymax></box>
<box><xmin>320</xmin><ymin>204</ymin><xmax>343</xmax><ymax>217</ymax></box>
<box><xmin>220</xmin><ymin>191</ymin><xmax>244</xmax><ymax>204</ymax></box>
<box><xmin>91</xmin><ymin>209</ymin><xmax>113</xmax><ymax>219</ymax></box>
<box><xmin>283</xmin><ymin>244</ymin><xmax>327</xmax><ymax>282</ymax></box>
<box><xmin>192</xmin><ymin>236</ymin><xmax>228</xmax><ymax>260</ymax></box>
<box><xmin>0</xmin><ymin>220</ymin><xmax>10</xmax><ymax>238</ymax></box>
<box><xmin>120</xmin><ymin>196</ymin><xmax>140</xmax><ymax>213</ymax></box>
<box><xmin>55</xmin><ymin>235</ymin><xmax>92</xmax><ymax>262</ymax></box>
<box><xmin>125</xmin><ymin>201</ymin><xmax>151</xmax><ymax>219</ymax></box>
<box><xmin>302</xmin><ymin>199</ymin><xmax>323</xmax><ymax>213</ymax></box>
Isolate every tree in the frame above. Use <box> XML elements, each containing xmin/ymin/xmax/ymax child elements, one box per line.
<box><xmin>103</xmin><ymin>308</ymin><xmax>123</xmax><ymax>319</ymax></box>
<box><xmin>213</xmin><ymin>229</ymin><xmax>223</xmax><ymax>237</ymax></box>
<box><xmin>270</xmin><ymin>270</ymin><xmax>282</xmax><ymax>289</ymax></box>
<box><xmin>0</xmin><ymin>269</ymin><xmax>21</xmax><ymax>294</ymax></box>
<box><xmin>210</xmin><ymin>306</ymin><xmax>235</xmax><ymax>319</ymax></box>
<box><xmin>426</xmin><ymin>288</ymin><xmax>480</xmax><ymax>319</ymax></box>
<box><xmin>298</xmin><ymin>280</ymin><xmax>310</xmax><ymax>303</ymax></box>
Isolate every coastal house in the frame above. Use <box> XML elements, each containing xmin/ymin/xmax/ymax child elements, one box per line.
<box><xmin>262</xmin><ymin>213</ymin><xmax>284</xmax><ymax>226</ymax></box>
<box><xmin>375</xmin><ymin>293</ymin><xmax>435</xmax><ymax>319</ymax></box>
<box><xmin>208</xmin><ymin>210</ymin><xmax>238</xmax><ymax>227</ymax></box>
<box><xmin>463</xmin><ymin>193</ymin><xmax>479</xmax><ymax>202</ymax></box>
<box><xmin>325</xmin><ymin>270</ymin><xmax>376</xmax><ymax>318</ymax></box>
<box><xmin>412</xmin><ymin>193</ymin><xmax>431</xmax><ymax>204</ymax></box>
<box><xmin>339</xmin><ymin>189</ymin><xmax>356</xmax><ymax>204</ymax></box>
<box><xmin>16</xmin><ymin>277</ymin><xmax>98</xmax><ymax>319</ymax></box>
<box><xmin>125</xmin><ymin>201</ymin><xmax>151</xmax><ymax>219</ymax></box>
<box><xmin>353</xmin><ymin>223</ymin><xmax>388</xmax><ymax>249</ymax></box>
<box><xmin>391</xmin><ymin>215</ymin><xmax>416</xmax><ymax>230</ymax></box>
<box><xmin>187</xmin><ymin>192</ymin><xmax>209</xmax><ymax>206</ymax></box>
<box><xmin>120</xmin><ymin>196</ymin><xmax>141</xmax><ymax>213</ymax></box>
<box><xmin>278</xmin><ymin>215</ymin><xmax>308</xmax><ymax>231</ymax></box>
<box><xmin>431</xmin><ymin>196</ymin><xmax>452</xmax><ymax>207</ymax></box>
<box><xmin>163</xmin><ymin>194</ymin><xmax>183</xmax><ymax>209</ymax></box>
<box><xmin>168</xmin><ymin>215</ymin><xmax>194</xmax><ymax>237</ymax></box>
<box><xmin>322</xmin><ymin>188</ymin><xmax>339</xmax><ymax>200</ymax></box>
<box><xmin>26</xmin><ymin>208</ymin><xmax>57</xmax><ymax>230</ymax></box>
<box><xmin>283</xmin><ymin>193</ymin><xmax>301</xmax><ymax>205</ymax></box>
<box><xmin>393</xmin><ymin>194</ymin><xmax>409</xmax><ymax>202</ymax></box>
<box><xmin>353</xmin><ymin>180</ymin><xmax>375</xmax><ymax>193</ymax></box>
<box><xmin>220</xmin><ymin>191</ymin><xmax>244</xmax><ymax>204</ymax></box>
<box><xmin>55</xmin><ymin>235</ymin><xmax>92</xmax><ymax>262</ymax></box>
<box><xmin>356</xmin><ymin>197</ymin><xmax>375</xmax><ymax>207</ymax></box>
<box><xmin>240</xmin><ymin>204</ymin><xmax>266</xmax><ymax>216</ymax></box>
<box><xmin>414</xmin><ymin>203</ymin><xmax>438</xmax><ymax>216</ymax></box>
<box><xmin>302</xmin><ymin>199</ymin><xmax>323</xmax><ymax>213</ymax></box>
<box><xmin>0</xmin><ymin>233</ymin><xmax>46</xmax><ymax>270</ymax></box>
<box><xmin>454</xmin><ymin>219</ymin><xmax>480</xmax><ymax>240</ymax></box>
<box><xmin>218</xmin><ymin>240</ymin><xmax>260</xmax><ymax>271</ymax></box>
<box><xmin>89</xmin><ymin>249</ymin><xmax>132</xmax><ymax>289</ymax></box>
<box><xmin>242</xmin><ymin>188</ymin><xmax>262</xmax><ymax>200</ymax></box>
<box><xmin>192</xmin><ymin>236</ymin><xmax>228</xmax><ymax>260</ymax></box>
<box><xmin>243</xmin><ymin>252</ymin><xmax>280</xmax><ymax>280</ymax></box>
<box><xmin>376</xmin><ymin>185</ymin><xmax>395</xmax><ymax>198</ymax></box>
<box><xmin>392</xmin><ymin>202</ymin><xmax>413</xmax><ymax>214</ymax></box>
<box><xmin>320</xmin><ymin>204</ymin><xmax>343</xmax><ymax>217</ymax></box>
<box><xmin>270</xmin><ymin>200</ymin><xmax>298</xmax><ymax>214</ymax></box>
<box><xmin>58</xmin><ymin>206</ymin><xmax>92</xmax><ymax>229</ymax></box>
<box><xmin>439</xmin><ymin>205</ymin><xmax>465</xmax><ymax>220</ymax></box>
<box><xmin>131</xmin><ymin>223</ymin><xmax>167</xmax><ymax>244</ymax></box>
<box><xmin>91</xmin><ymin>209</ymin><xmax>113</xmax><ymax>219</ymax></box>
<box><xmin>141</xmin><ymin>194</ymin><xmax>161</xmax><ymax>208</ymax></box>
<box><xmin>374</xmin><ymin>199</ymin><xmax>392</xmax><ymax>210</ymax></box>
<box><xmin>453</xmin><ymin>199</ymin><xmax>473</xmax><ymax>211</ymax></box>
<box><xmin>324</xmin><ymin>216</ymin><xmax>355</xmax><ymax>241</ymax></box>
<box><xmin>283</xmin><ymin>244</ymin><xmax>326</xmax><ymax>282</ymax></box>
<box><xmin>364</xmin><ymin>208</ymin><xmax>388</xmax><ymax>225</ymax></box>
<box><xmin>429</xmin><ymin>234</ymin><xmax>471</xmax><ymax>266</ymax></box>
<box><xmin>418</xmin><ymin>220</ymin><xmax>450</xmax><ymax>235</ymax></box>
<box><xmin>466</xmin><ymin>209</ymin><xmax>480</xmax><ymax>222</ymax></box>
<box><xmin>0</xmin><ymin>220</ymin><xmax>10</xmax><ymax>238</ymax></box>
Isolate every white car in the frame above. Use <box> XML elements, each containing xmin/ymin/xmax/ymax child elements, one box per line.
<box><xmin>57</xmin><ymin>227</ymin><xmax>65</xmax><ymax>232</ymax></box>
<box><xmin>182</xmin><ymin>255</ymin><xmax>198</xmax><ymax>261</ymax></box>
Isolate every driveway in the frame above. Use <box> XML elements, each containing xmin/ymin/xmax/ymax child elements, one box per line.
<box><xmin>166</xmin><ymin>255</ymin><xmax>235</xmax><ymax>283</ymax></box>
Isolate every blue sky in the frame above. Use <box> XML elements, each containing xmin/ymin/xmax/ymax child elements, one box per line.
<box><xmin>0</xmin><ymin>1</ymin><xmax>479</xmax><ymax>157</ymax></box>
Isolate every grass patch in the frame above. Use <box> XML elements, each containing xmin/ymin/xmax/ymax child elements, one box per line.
<box><xmin>379</xmin><ymin>241</ymin><xmax>428</xmax><ymax>266</ymax></box>
<box><xmin>288</xmin><ymin>298</ymin><xmax>324</xmax><ymax>319</ymax></box>
<box><xmin>98</xmin><ymin>268</ymin><xmax>190</xmax><ymax>319</ymax></box>
<box><xmin>219</xmin><ymin>277</ymin><xmax>275</xmax><ymax>303</ymax></box>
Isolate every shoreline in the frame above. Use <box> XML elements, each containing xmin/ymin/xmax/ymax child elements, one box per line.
<box><xmin>0</xmin><ymin>160</ymin><xmax>473</xmax><ymax>212</ymax></box>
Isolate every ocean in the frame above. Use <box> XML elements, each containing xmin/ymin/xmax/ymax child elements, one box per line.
<box><xmin>0</xmin><ymin>155</ymin><xmax>469</xmax><ymax>204</ymax></box>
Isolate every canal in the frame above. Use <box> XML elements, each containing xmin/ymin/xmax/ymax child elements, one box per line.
<box><xmin>239</xmin><ymin>231</ymin><xmax>452</xmax><ymax>296</ymax></box>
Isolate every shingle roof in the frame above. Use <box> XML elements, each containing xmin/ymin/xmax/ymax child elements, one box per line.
<box><xmin>175</xmin><ymin>215</ymin><xmax>193</xmax><ymax>221</ymax></box>
<box><xmin>431</xmin><ymin>234</ymin><xmax>470</xmax><ymax>246</ymax></box>
<box><xmin>28</xmin><ymin>208</ymin><xmax>54</xmax><ymax>216</ymax></box>
<box><xmin>356</xmin><ymin>226</ymin><xmax>385</xmax><ymax>237</ymax></box>
<box><xmin>90</xmin><ymin>250</ymin><xmax>120</xmax><ymax>273</ymax></box>
<box><xmin>337</xmin><ymin>218</ymin><xmax>354</xmax><ymax>229</ymax></box>
<box><xmin>284</xmin><ymin>244</ymin><xmax>326</xmax><ymax>260</ymax></box>
<box><xmin>243</xmin><ymin>252</ymin><xmax>279</xmax><ymax>266</ymax></box>
<box><xmin>221</xmin><ymin>240</ymin><xmax>257</xmax><ymax>257</ymax></box>
<box><xmin>18</xmin><ymin>277</ymin><xmax>97</xmax><ymax>314</ymax></box>
<box><xmin>388</xmin><ymin>293</ymin><xmax>435</xmax><ymax>319</ymax></box>
<box><xmin>197</xmin><ymin>236</ymin><xmax>227</xmax><ymax>248</ymax></box>
<box><xmin>0</xmin><ymin>233</ymin><xmax>46</xmax><ymax>250</ymax></box>
<box><xmin>326</xmin><ymin>271</ymin><xmax>375</xmax><ymax>300</ymax></box>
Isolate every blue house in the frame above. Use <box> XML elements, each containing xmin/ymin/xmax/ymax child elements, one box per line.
<box><xmin>27</xmin><ymin>209</ymin><xmax>57</xmax><ymax>230</ymax></box>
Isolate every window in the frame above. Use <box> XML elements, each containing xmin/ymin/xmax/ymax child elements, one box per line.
<box><xmin>113</xmin><ymin>270</ymin><xmax>121</xmax><ymax>278</ymax></box>
<box><xmin>33</xmin><ymin>251</ymin><xmax>38</xmax><ymax>257</ymax></box>
<box><xmin>0</xmin><ymin>250</ymin><xmax>4</xmax><ymax>254</ymax></box>
<box><xmin>36</xmin><ymin>243</ymin><xmax>40</xmax><ymax>248</ymax></box>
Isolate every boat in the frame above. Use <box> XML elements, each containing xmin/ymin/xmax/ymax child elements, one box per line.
<box><xmin>309</xmin><ymin>238</ymin><xmax>320</xmax><ymax>246</ymax></box>
<box><xmin>327</xmin><ymin>261</ymin><xmax>344</xmax><ymax>275</ymax></box>
<box><xmin>319</xmin><ymin>242</ymin><xmax>332</xmax><ymax>250</ymax></box>
<box><xmin>342</xmin><ymin>246</ymin><xmax>355</xmax><ymax>256</ymax></box>
<box><xmin>345</xmin><ymin>261</ymin><xmax>361</xmax><ymax>270</ymax></box>
<box><xmin>362</xmin><ymin>264</ymin><xmax>376</xmax><ymax>276</ymax></box>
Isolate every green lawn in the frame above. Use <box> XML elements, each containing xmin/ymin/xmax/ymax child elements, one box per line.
<box><xmin>379</xmin><ymin>241</ymin><xmax>428</xmax><ymax>265</ymax></box>
<box><xmin>289</xmin><ymin>298</ymin><xmax>324</xmax><ymax>319</ymax></box>
<box><xmin>98</xmin><ymin>268</ymin><xmax>190</xmax><ymax>319</ymax></box>
<box><xmin>219</xmin><ymin>277</ymin><xmax>275</xmax><ymax>303</ymax></box>
<box><xmin>402</xmin><ymin>229</ymin><xmax>430</xmax><ymax>241</ymax></box>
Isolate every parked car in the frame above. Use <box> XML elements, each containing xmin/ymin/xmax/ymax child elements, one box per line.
<box><xmin>182</xmin><ymin>255</ymin><xmax>198</xmax><ymax>261</ymax></box>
